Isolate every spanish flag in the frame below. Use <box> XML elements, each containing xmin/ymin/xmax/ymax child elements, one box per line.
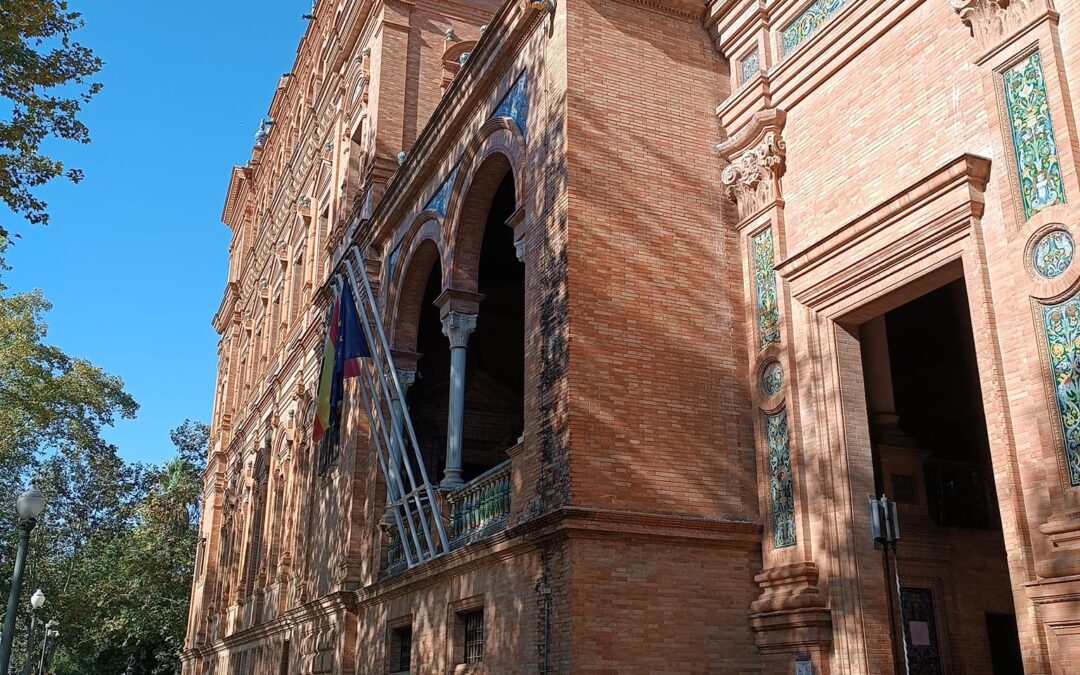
<box><xmin>313</xmin><ymin>283</ymin><xmax>370</xmax><ymax>444</ymax></box>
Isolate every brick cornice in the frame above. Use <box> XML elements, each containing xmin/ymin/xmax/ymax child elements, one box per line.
<box><xmin>776</xmin><ymin>153</ymin><xmax>991</xmax><ymax>294</ymax></box>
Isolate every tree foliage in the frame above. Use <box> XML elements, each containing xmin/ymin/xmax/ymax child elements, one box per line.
<box><xmin>0</xmin><ymin>0</ymin><xmax>102</xmax><ymax>241</ymax></box>
<box><xmin>34</xmin><ymin>421</ymin><xmax>207</xmax><ymax>675</ymax></box>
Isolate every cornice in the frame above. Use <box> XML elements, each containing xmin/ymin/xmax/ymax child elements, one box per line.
<box><xmin>776</xmin><ymin>153</ymin><xmax>991</xmax><ymax>283</ymax></box>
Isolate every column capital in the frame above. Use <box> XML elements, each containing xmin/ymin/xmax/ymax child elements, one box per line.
<box><xmin>441</xmin><ymin>312</ymin><xmax>478</xmax><ymax>349</ymax></box>
<box><xmin>395</xmin><ymin>369</ymin><xmax>417</xmax><ymax>393</ymax></box>
<box><xmin>951</xmin><ymin>0</ymin><xmax>1049</xmax><ymax>54</ymax></box>
<box><xmin>718</xmin><ymin>108</ymin><xmax>787</xmax><ymax>224</ymax></box>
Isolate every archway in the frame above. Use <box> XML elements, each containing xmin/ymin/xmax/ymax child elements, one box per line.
<box><xmin>456</xmin><ymin>164</ymin><xmax>524</xmax><ymax>480</ymax></box>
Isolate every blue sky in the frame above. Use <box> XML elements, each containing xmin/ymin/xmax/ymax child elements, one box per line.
<box><xmin>5</xmin><ymin>2</ymin><xmax>304</xmax><ymax>465</ymax></box>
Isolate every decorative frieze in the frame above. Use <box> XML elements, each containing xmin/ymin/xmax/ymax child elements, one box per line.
<box><xmin>781</xmin><ymin>0</ymin><xmax>850</xmax><ymax>56</ymax></box>
<box><xmin>1002</xmin><ymin>50</ymin><xmax>1065</xmax><ymax>220</ymax></box>
<box><xmin>1040</xmin><ymin>293</ymin><xmax>1080</xmax><ymax>487</ymax></box>
<box><xmin>719</xmin><ymin>109</ymin><xmax>787</xmax><ymax>223</ymax></box>
<box><xmin>765</xmin><ymin>409</ymin><xmax>796</xmax><ymax>548</ymax></box>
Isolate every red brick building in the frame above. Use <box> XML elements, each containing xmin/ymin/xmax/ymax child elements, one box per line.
<box><xmin>182</xmin><ymin>0</ymin><xmax>1080</xmax><ymax>672</ymax></box>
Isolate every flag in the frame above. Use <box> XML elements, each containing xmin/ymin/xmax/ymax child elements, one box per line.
<box><xmin>313</xmin><ymin>283</ymin><xmax>371</xmax><ymax>445</ymax></box>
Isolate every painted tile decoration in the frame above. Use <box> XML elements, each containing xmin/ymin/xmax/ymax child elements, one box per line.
<box><xmin>762</xmin><ymin>361</ymin><xmax>784</xmax><ymax>396</ymax></box>
<box><xmin>1042</xmin><ymin>293</ymin><xmax>1080</xmax><ymax>486</ymax></box>
<box><xmin>781</xmin><ymin>0</ymin><xmax>849</xmax><ymax>56</ymax></box>
<box><xmin>424</xmin><ymin>164</ymin><xmax>460</xmax><ymax>216</ymax></box>
<box><xmin>900</xmin><ymin>588</ymin><xmax>943</xmax><ymax>675</ymax></box>
<box><xmin>492</xmin><ymin>71</ymin><xmax>528</xmax><ymax>136</ymax></box>
<box><xmin>1003</xmin><ymin>51</ymin><xmax>1066</xmax><ymax>220</ymax></box>
<box><xmin>766</xmin><ymin>410</ymin><xmax>796</xmax><ymax>548</ymax></box>
<box><xmin>1034</xmin><ymin>230</ymin><xmax>1075</xmax><ymax>279</ymax></box>
<box><xmin>753</xmin><ymin>228</ymin><xmax>781</xmax><ymax>348</ymax></box>
<box><xmin>740</xmin><ymin>49</ymin><xmax>760</xmax><ymax>86</ymax></box>
<box><xmin>387</xmin><ymin>238</ymin><xmax>404</xmax><ymax>281</ymax></box>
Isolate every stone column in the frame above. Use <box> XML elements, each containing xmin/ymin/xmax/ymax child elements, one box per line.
<box><xmin>440</xmin><ymin>312</ymin><xmax>477</xmax><ymax>490</ymax></box>
<box><xmin>860</xmin><ymin>316</ymin><xmax>900</xmax><ymax>435</ymax></box>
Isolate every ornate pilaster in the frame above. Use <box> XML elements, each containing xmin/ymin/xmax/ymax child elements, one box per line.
<box><xmin>440</xmin><ymin>312</ymin><xmax>478</xmax><ymax>489</ymax></box>
<box><xmin>718</xmin><ymin>108</ymin><xmax>787</xmax><ymax>224</ymax></box>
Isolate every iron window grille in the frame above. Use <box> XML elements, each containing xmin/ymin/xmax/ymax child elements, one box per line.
<box><xmin>390</xmin><ymin>625</ymin><xmax>412</xmax><ymax>673</ymax></box>
<box><xmin>462</xmin><ymin>609</ymin><xmax>484</xmax><ymax>664</ymax></box>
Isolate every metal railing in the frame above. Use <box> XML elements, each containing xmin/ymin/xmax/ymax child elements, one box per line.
<box><xmin>448</xmin><ymin>461</ymin><xmax>512</xmax><ymax>546</ymax></box>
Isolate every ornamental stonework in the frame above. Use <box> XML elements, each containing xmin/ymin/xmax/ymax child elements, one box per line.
<box><xmin>719</xmin><ymin>114</ymin><xmax>787</xmax><ymax>223</ymax></box>
<box><xmin>951</xmin><ymin>0</ymin><xmax>1037</xmax><ymax>51</ymax></box>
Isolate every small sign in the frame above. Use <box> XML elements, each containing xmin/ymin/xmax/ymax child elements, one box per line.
<box><xmin>794</xmin><ymin>653</ymin><xmax>812</xmax><ymax>675</ymax></box>
<box><xmin>909</xmin><ymin>620</ymin><xmax>931</xmax><ymax>646</ymax></box>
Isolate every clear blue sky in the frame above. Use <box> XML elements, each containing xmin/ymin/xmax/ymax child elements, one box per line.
<box><xmin>5</xmin><ymin>2</ymin><xmax>305</xmax><ymax>465</ymax></box>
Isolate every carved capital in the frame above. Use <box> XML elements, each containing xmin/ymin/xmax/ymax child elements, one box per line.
<box><xmin>441</xmin><ymin>312</ymin><xmax>478</xmax><ymax>349</ymax></box>
<box><xmin>718</xmin><ymin>108</ymin><xmax>787</xmax><ymax>223</ymax></box>
<box><xmin>951</xmin><ymin>0</ymin><xmax>1039</xmax><ymax>51</ymax></box>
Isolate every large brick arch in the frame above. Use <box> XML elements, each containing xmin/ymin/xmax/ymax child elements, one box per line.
<box><xmin>444</xmin><ymin>119</ymin><xmax>526</xmax><ymax>294</ymax></box>
<box><xmin>389</xmin><ymin>217</ymin><xmax>444</xmax><ymax>353</ymax></box>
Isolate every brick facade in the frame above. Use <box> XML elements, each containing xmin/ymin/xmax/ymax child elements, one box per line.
<box><xmin>183</xmin><ymin>0</ymin><xmax>1080</xmax><ymax>672</ymax></box>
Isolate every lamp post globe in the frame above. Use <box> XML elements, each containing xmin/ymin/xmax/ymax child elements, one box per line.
<box><xmin>15</xmin><ymin>488</ymin><xmax>44</xmax><ymax>521</ymax></box>
<box><xmin>29</xmin><ymin>590</ymin><xmax>44</xmax><ymax>611</ymax></box>
<box><xmin>0</xmin><ymin>487</ymin><xmax>45</xmax><ymax>672</ymax></box>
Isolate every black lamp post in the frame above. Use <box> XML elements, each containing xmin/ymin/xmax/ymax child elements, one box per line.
<box><xmin>0</xmin><ymin>487</ymin><xmax>45</xmax><ymax>673</ymax></box>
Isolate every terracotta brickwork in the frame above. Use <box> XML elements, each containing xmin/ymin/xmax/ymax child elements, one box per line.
<box><xmin>183</xmin><ymin>0</ymin><xmax>1080</xmax><ymax>673</ymax></box>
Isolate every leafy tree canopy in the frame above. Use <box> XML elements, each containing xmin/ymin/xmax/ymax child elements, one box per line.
<box><xmin>0</xmin><ymin>0</ymin><xmax>102</xmax><ymax>241</ymax></box>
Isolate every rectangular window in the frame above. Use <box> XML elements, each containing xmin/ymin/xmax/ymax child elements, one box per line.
<box><xmin>389</xmin><ymin>625</ymin><xmax>412</xmax><ymax>673</ymax></box>
<box><xmin>460</xmin><ymin>609</ymin><xmax>484</xmax><ymax>664</ymax></box>
<box><xmin>781</xmin><ymin>0</ymin><xmax>850</xmax><ymax>56</ymax></box>
<box><xmin>1003</xmin><ymin>50</ymin><xmax>1066</xmax><ymax>220</ymax></box>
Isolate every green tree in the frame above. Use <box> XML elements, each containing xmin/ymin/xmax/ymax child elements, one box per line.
<box><xmin>44</xmin><ymin>420</ymin><xmax>207</xmax><ymax>675</ymax></box>
<box><xmin>0</xmin><ymin>0</ymin><xmax>103</xmax><ymax>241</ymax></box>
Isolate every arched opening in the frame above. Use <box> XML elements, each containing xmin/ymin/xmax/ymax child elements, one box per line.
<box><xmin>459</xmin><ymin>169</ymin><xmax>524</xmax><ymax>480</ymax></box>
<box><xmin>407</xmin><ymin>257</ymin><xmax>451</xmax><ymax>482</ymax></box>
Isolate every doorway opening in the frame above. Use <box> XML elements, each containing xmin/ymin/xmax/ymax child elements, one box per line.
<box><xmin>858</xmin><ymin>278</ymin><xmax>1022</xmax><ymax>675</ymax></box>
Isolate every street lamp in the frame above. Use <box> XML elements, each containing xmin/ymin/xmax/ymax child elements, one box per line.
<box><xmin>21</xmin><ymin>590</ymin><xmax>44</xmax><ymax>675</ymax></box>
<box><xmin>0</xmin><ymin>487</ymin><xmax>45</xmax><ymax>672</ymax></box>
<box><xmin>37</xmin><ymin>620</ymin><xmax>56</xmax><ymax>675</ymax></box>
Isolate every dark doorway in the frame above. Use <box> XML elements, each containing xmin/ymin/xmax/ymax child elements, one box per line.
<box><xmin>986</xmin><ymin>613</ymin><xmax>1024</xmax><ymax>675</ymax></box>
<box><xmin>859</xmin><ymin>278</ymin><xmax>1018</xmax><ymax>674</ymax></box>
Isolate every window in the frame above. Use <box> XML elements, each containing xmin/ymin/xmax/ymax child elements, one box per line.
<box><xmin>460</xmin><ymin>609</ymin><xmax>484</xmax><ymax>664</ymax></box>
<box><xmin>389</xmin><ymin>624</ymin><xmax>412</xmax><ymax>673</ymax></box>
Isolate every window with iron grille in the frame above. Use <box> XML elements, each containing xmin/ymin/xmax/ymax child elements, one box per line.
<box><xmin>461</xmin><ymin>609</ymin><xmax>484</xmax><ymax>664</ymax></box>
<box><xmin>389</xmin><ymin>625</ymin><xmax>412</xmax><ymax>673</ymax></box>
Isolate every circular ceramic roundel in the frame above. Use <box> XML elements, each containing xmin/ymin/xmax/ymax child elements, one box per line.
<box><xmin>1033</xmin><ymin>229</ymin><xmax>1075</xmax><ymax>279</ymax></box>
<box><xmin>761</xmin><ymin>361</ymin><xmax>784</xmax><ymax>397</ymax></box>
